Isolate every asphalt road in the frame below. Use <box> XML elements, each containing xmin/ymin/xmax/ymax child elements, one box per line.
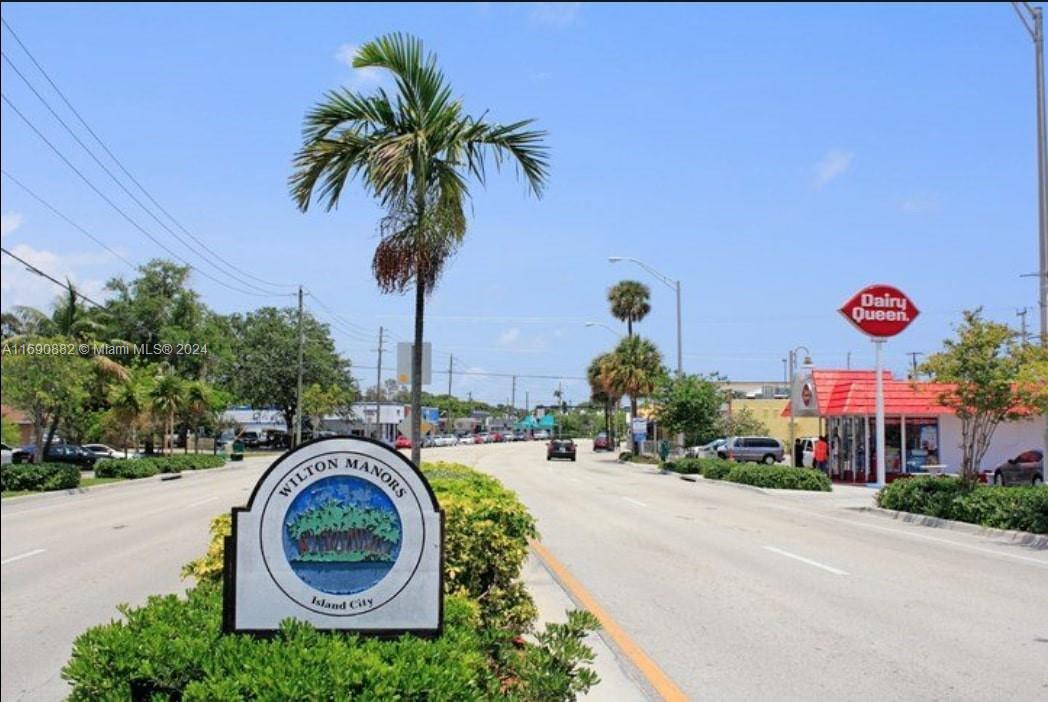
<box><xmin>2</xmin><ymin>444</ymin><xmax>1046</xmax><ymax>701</ymax></box>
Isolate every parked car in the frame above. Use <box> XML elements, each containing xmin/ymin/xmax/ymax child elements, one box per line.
<box><xmin>594</xmin><ymin>432</ymin><xmax>612</xmax><ymax>451</ymax></box>
<box><xmin>987</xmin><ymin>450</ymin><xmax>1043</xmax><ymax>486</ymax></box>
<box><xmin>796</xmin><ymin>437</ymin><xmax>819</xmax><ymax>468</ymax></box>
<box><xmin>394</xmin><ymin>435</ymin><xmax>412</xmax><ymax>449</ymax></box>
<box><xmin>12</xmin><ymin>443</ymin><xmax>98</xmax><ymax>468</ymax></box>
<box><xmin>82</xmin><ymin>443</ymin><xmax>125</xmax><ymax>460</ymax></box>
<box><xmin>1</xmin><ymin>442</ymin><xmax>12</xmax><ymax>465</ymax></box>
<box><xmin>720</xmin><ymin>436</ymin><xmax>784</xmax><ymax>465</ymax></box>
<box><xmin>547</xmin><ymin>438</ymin><xmax>577</xmax><ymax>462</ymax></box>
<box><xmin>687</xmin><ymin>438</ymin><xmax>726</xmax><ymax>459</ymax></box>
<box><xmin>534</xmin><ymin>430</ymin><xmax>550</xmax><ymax>440</ymax></box>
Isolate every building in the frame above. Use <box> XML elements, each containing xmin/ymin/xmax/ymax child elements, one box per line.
<box><xmin>781</xmin><ymin>369</ymin><xmax>1046</xmax><ymax>482</ymax></box>
<box><xmin>1</xmin><ymin>404</ymin><xmax>34</xmax><ymax>445</ymax></box>
<box><xmin>728</xmin><ymin>398</ymin><xmax>819</xmax><ymax>447</ymax></box>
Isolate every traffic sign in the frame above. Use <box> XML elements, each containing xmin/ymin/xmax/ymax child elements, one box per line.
<box><xmin>839</xmin><ymin>284</ymin><xmax>919</xmax><ymax>338</ymax></box>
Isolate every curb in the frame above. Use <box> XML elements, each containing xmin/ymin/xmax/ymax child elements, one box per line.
<box><xmin>849</xmin><ymin>506</ymin><xmax>1048</xmax><ymax>549</ymax></box>
<box><xmin>675</xmin><ymin>474</ymin><xmax>770</xmax><ymax>495</ymax></box>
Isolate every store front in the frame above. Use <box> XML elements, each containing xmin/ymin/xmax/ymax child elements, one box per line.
<box><xmin>825</xmin><ymin>415</ymin><xmax>943</xmax><ymax>483</ymax></box>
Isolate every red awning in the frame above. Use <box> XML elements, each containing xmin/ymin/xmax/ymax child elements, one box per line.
<box><xmin>780</xmin><ymin>370</ymin><xmax>954</xmax><ymax>417</ymax></box>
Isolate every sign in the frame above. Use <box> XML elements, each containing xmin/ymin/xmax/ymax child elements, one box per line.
<box><xmin>631</xmin><ymin>417</ymin><xmax>648</xmax><ymax>435</ymax></box>
<box><xmin>396</xmin><ymin>342</ymin><xmax>432</xmax><ymax>385</ymax></box>
<box><xmin>790</xmin><ymin>363</ymin><xmax>819</xmax><ymax>417</ymax></box>
<box><xmin>224</xmin><ymin>437</ymin><xmax>443</xmax><ymax>635</ymax></box>
<box><xmin>839</xmin><ymin>284</ymin><xmax>919</xmax><ymax>338</ymax></box>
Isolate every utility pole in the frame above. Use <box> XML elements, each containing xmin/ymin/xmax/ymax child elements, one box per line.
<box><xmin>525</xmin><ymin>391</ymin><xmax>530</xmax><ymax>414</ymax></box>
<box><xmin>446</xmin><ymin>355</ymin><xmax>454</xmax><ymax>434</ymax></box>
<box><xmin>846</xmin><ymin>351</ymin><xmax>852</xmax><ymax>370</ymax></box>
<box><xmin>374</xmin><ymin>326</ymin><xmax>384</xmax><ymax>441</ymax></box>
<box><xmin>511</xmin><ymin>375</ymin><xmax>517</xmax><ymax>413</ymax></box>
<box><xmin>1018</xmin><ymin>306</ymin><xmax>1031</xmax><ymax>345</ymax></box>
<box><xmin>907</xmin><ymin>351</ymin><xmax>923</xmax><ymax>380</ymax></box>
<box><xmin>294</xmin><ymin>285</ymin><xmax>304</xmax><ymax>448</ymax></box>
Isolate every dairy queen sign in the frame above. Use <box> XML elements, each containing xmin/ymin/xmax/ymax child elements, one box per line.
<box><xmin>224</xmin><ymin>437</ymin><xmax>443</xmax><ymax>636</ymax></box>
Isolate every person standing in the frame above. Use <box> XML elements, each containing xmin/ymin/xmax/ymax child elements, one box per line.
<box><xmin>814</xmin><ymin>435</ymin><xmax>829</xmax><ymax>474</ymax></box>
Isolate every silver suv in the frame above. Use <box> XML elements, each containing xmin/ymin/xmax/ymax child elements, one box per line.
<box><xmin>719</xmin><ymin>436</ymin><xmax>784</xmax><ymax>465</ymax></box>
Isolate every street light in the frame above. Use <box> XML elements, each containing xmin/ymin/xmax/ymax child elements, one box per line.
<box><xmin>584</xmin><ymin>321</ymin><xmax>623</xmax><ymax>339</ymax></box>
<box><xmin>787</xmin><ymin>346</ymin><xmax>813</xmax><ymax>467</ymax></box>
<box><xmin>607</xmin><ymin>256</ymin><xmax>683</xmax><ymax>376</ymax></box>
<box><xmin>1012</xmin><ymin>2</ymin><xmax>1048</xmax><ymax>344</ymax></box>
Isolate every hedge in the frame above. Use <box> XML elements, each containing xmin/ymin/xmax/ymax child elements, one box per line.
<box><xmin>1</xmin><ymin>462</ymin><xmax>81</xmax><ymax>492</ymax></box>
<box><xmin>95</xmin><ymin>454</ymin><xmax>226</xmax><ymax>479</ymax></box>
<box><xmin>877</xmin><ymin>476</ymin><xmax>1047</xmax><ymax>534</ymax></box>
<box><xmin>698</xmin><ymin>457</ymin><xmax>735</xmax><ymax>480</ymax></box>
<box><xmin>618</xmin><ymin>452</ymin><xmax>660</xmax><ymax>465</ymax></box>
<box><xmin>724</xmin><ymin>464</ymin><xmax>832</xmax><ymax>492</ymax></box>
<box><xmin>65</xmin><ymin>461</ymin><xmax>600</xmax><ymax>701</ymax></box>
<box><xmin>662</xmin><ymin>458</ymin><xmax>703</xmax><ymax>475</ymax></box>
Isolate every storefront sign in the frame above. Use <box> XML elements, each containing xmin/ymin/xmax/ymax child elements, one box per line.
<box><xmin>224</xmin><ymin>437</ymin><xmax>443</xmax><ymax>636</ymax></box>
<box><xmin>839</xmin><ymin>284</ymin><xmax>919</xmax><ymax>338</ymax></box>
<box><xmin>791</xmin><ymin>363</ymin><xmax>819</xmax><ymax>417</ymax></box>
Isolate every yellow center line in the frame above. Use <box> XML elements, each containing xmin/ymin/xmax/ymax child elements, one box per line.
<box><xmin>528</xmin><ymin>538</ymin><xmax>691</xmax><ymax>702</ymax></box>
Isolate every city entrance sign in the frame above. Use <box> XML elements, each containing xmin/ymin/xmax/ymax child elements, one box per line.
<box><xmin>224</xmin><ymin>436</ymin><xmax>443</xmax><ymax>636</ymax></box>
<box><xmin>839</xmin><ymin>284</ymin><xmax>919</xmax><ymax>338</ymax></box>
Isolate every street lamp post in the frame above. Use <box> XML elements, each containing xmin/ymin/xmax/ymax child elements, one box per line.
<box><xmin>584</xmin><ymin>321</ymin><xmax>624</xmax><ymax>339</ymax></box>
<box><xmin>607</xmin><ymin>257</ymin><xmax>683</xmax><ymax>376</ymax></box>
<box><xmin>1013</xmin><ymin>2</ymin><xmax>1048</xmax><ymax>344</ymax></box>
<box><xmin>787</xmin><ymin>346</ymin><xmax>812</xmax><ymax>468</ymax></box>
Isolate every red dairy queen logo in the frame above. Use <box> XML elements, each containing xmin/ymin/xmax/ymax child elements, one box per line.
<box><xmin>839</xmin><ymin>284</ymin><xmax>919</xmax><ymax>338</ymax></box>
<box><xmin>801</xmin><ymin>383</ymin><xmax>813</xmax><ymax>407</ymax></box>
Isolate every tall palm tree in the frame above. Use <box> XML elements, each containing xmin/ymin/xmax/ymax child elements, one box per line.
<box><xmin>109</xmin><ymin>374</ymin><xmax>145</xmax><ymax>458</ymax></box>
<box><xmin>607</xmin><ymin>280</ymin><xmax>651</xmax><ymax>337</ymax></box>
<box><xmin>600</xmin><ymin>336</ymin><xmax>665</xmax><ymax>455</ymax></box>
<box><xmin>587</xmin><ymin>353</ymin><xmax>619</xmax><ymax>444</ymax></box>
<box><xmin>289</xmin><ymin>33</ymin><xmax>549</xmax><ymax>465</ymax></box>
<box><xmin>149</xmin><ymin>370</ymin><xmax>184</xmax><ymax>456</ymax></box>
<box><xmin>183</xmin><ymin>380</ymin><xmax>218</xmax><ymax>454</ymax></box>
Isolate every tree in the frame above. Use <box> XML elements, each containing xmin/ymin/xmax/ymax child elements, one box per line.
<box><xmin>107</xmin><ymin>372</ymin><xmax>147</xmax><ymax>457</ymax></box>
<box><xmin>599</xmin><ymin>336</ymin><xmax>665</xmax><ymax>454</ymax></box>
<box><xmin>149</xmin><ymin>368</ymin><xmax>184</xmax><ymax>456</ymax></box>
<box><xmin>224</xmin><ymin>307</ymin><xmax>356</xmax><ymax>434</ymax></box>
<box><xmin>607</xmin><ymin>280</ymin><xmax>651</xmax><ymax>337</ymax></box>
<box><xmin>1</xmin><ymin>306</ymin><xmax>50</xmax><ymax>339</ymax></box>
<box><xmin>301</xmin><ymin>383</ymin><xmax>351</xmax><ymax>437</ymax></box>
<box><xmin>717</xmin><ymin>407</ymin><xmax>771</xmax><ymax>440</ymax></box>
<box><xmin>587</xmin><ymin>353</ymin><xmax>620</xmax><ymax>441</ymax></box>
<box><xmin>920</xmin><ymin>309</ymin><xmax>1048</xmax><ymax>483</ymax></box>
<box><xmin>1</xmin><ymin>337</ymin><xmax>91</xmax><ymax>462</ymax></box>
<box><xmin>653</xmin><ymin>373</ymin><xmax>725</xmax><ymax>446</ymax></box>
<box><xmin>290</xmin><ymin>33</ymin><xmax>549</xmax><ymax>464</ymax></box>
<box><xmin>181</xmin><ymin>380</ymin><xmax>226</xmax><ymax>453</ymax></box>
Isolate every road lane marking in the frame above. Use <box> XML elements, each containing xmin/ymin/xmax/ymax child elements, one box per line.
<box><xmin>529</xmin><ymin>539</ymin><xmax>689</xmax><ymax>702</ymax></box>
<box><xmin>186</xmin><ymin>496</ymin><xmax>219</xmax><ymax>508</ymax></box>
<box><xmin>622</xmin><ymin>497</ymin><xmax>648</xmax><ymax>508</ymax></box>
<box><xmin>1</xmin><ymin>549</ymin><xmax>45</xmax><ymax>566</ymax></box>
<box><xmin>763</xmin><ymin>504</ymin><xmax>1048</xmax><ymax>568</ymax></box>
<box><xmin>763</xmin><ymin>546</ymin><xmax>848</xmax><ymax>575</ymax></box>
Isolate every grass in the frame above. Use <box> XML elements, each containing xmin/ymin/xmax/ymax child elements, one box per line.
<box><xmin>80</xmin><ymin>476</ymin><xmax>127</xmax><ymax>488</ymax></box>
<box><xmin>1</xmin><ymin>475</ymin><xmax>128</xmax><ymax>499</ymax></box>
<box><xmin>1</xmin><ymin>490</ymin><xmax>33</xmax><ymax>499</ymax></box>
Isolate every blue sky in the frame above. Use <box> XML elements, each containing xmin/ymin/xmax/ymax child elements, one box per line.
<box><xmin>0</xmin><ymin>3</ymin><xmax>1040</xmax><ymax>406</ymax></box>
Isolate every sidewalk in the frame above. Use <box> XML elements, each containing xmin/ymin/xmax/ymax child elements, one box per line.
<box><xmin>522</xmin><ymin>554</ymin><xmax>655</xmax><ymax>701</ymax></box>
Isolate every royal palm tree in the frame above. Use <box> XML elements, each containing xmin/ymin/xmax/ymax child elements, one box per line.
<box><xmin>607</xmin><ymin>280</ymin><xmax>651</xmax><ymax>337</ymax></box>
<box><xmin>290</xmin><ymin>33</ymin><xmax>549</xmax><ymax>464</ymax></box>
<box><xmin>149</xmin><ymin>369</ymin><xmax>184</xmax><ymax>456</ymax></box>
<box><xmin>600</xmin><ymin>336</ymin><xmax>665</xmax><ymax>455</ymax></box>
<box><xmin>109</xmin><ymin>374</ymin><xmax>146</xmax><ymax>458</ymax></box>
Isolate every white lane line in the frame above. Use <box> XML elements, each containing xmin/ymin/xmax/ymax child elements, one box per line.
<box><xmin>622</xmin><ymin>497</ymin><xmax>648</xmax><ymax>508</ymax></box>
<box><xmin>186</xmin><ymin>496</ymin><xmax>219</xmax><ymax>508</ymax></box>
<box><xmin>764</xmin><ymin>504</ymin><xmax>1048</xmax><ymax>568</ymax></box>
<box><xmin>763</xmin><ymin>546</ymin><xmax>848</xmax><ymax>576</ymax></box>
<box><xmin>1</xmin><ymin>548</ymin><xmax>45</xmax><ymax>566</ymax></box>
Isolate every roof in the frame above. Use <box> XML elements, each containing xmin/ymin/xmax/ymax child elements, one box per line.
<box><xmin>780</xmin><ymin>370</ymin><xmax>955</xmax><ymax>417</ymax></box>
<box><xmin>0</xmin><ymin>404</ymin><xmax>31</xmax><ymax>424</ymax></box>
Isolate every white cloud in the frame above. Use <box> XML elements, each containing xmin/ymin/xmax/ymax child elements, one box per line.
<box><xmin>335</xmin><ymin>43</ymin><xmax>383</xmax><ymax>87</ymax></box>
<box><xmin>0</xmin><ymin>241</ymin><xmax>114</xmax><ymax>311</ymax></box>
<box><xmin>530</xmin><ymin>2</ymin><xmax>583</xmax><ymax>27</ymax></box>
<box><xmin>813</xmin><ymin>149</ymin><xmax>854</xmax><ymax>189</ymax></box>
<box><xmin>1</xmin><ymin>212</ymin><xmax>24</xmax><ymax>238</ymax></box>
<box><xmin>497</xmin><ymin>327</ymin><xmax>521</xmax><ymax>346</ymax></box>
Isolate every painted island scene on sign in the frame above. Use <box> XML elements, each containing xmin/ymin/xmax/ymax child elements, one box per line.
<box><xmin>282</xmin><ymin>475</ymin><xmax>403</xmax><ymax>596</ymax></box>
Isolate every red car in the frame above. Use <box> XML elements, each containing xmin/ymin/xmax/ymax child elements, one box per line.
<box><xmin>394</xmin><ymin>435</ymin><xmax>412</xmax><ymax>449</ymax></box>
<box><xmin>593</xmin><ymin>432</ymin><xmax>610</xmax><ymax>451</ymax></box>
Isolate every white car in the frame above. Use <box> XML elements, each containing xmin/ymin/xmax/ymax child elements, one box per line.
<box><xmin>686</xmin><ymin>438</ymin><xmax>726</xmax><ymax>459</ymax></box>
<box><xmin>533</xmin><ymin>430</ymin><xmax>550</xmax><ymax>440</ymax></box>
<box><xmin>82</xmin><ymin>443</ymin><xmax>126</xmax><ymax>459</ymax></box>
<box><xmin>1</xmin><ymin>442</ymin><xmax>12</xmax><ymax>465</ymax></box>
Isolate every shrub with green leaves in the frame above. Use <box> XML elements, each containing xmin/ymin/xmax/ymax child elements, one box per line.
<box><xmin>699</xmin><ymin>457</ymin><xmax>734</xmax><ymax>480</ymax></box>
<box><xmin>877</xmin><ymin>476</ymin><xmax>1047</xmax><ymax>534</ymax></box>
<box><xmin>1</xmin><ymin>462</ymin><xmax>80</xmax><ymax>492</ymax></box>
<box><xmin>724</xmin><ymin>464</ymin><xmax>832</xmax><ymax>491</ymax></box>
<box><xmin>70</xmin><ymin>461</ymin><xmax>601</xmax><ymax>701</ymax></box>
<box><xmin>95</xmin><ymin>455</ymin><xmax>225</xmax><ymax>479</ymax></box>
<box><xmin>662</xmin><ymin>458</ymin><xmax>703</xmax><ymax>474</ymax></box>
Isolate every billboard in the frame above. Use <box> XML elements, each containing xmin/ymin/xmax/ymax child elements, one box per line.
<box><xmin>396</xmin><ymin>342</ymin><xmax>432</xmax><ymax>386</ymax></box>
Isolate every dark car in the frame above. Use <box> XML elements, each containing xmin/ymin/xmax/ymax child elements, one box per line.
<box><xmin>12</xmin><ymin>443</ymin><xmax>98</xmax><ymax>468</ymax></box>
<box><xmin>593</xmin><ymin>432</ymin><xmax>611</xmax><ymax>451</ymax></box>
<box><xmin>989</xmin><ymin>450</ymin><xmax>1043</xmax><ymax>487</ymax></box>
<box><xmin>547</xmin><ymin>439</ymin><xmax>577</xmax><ymax>462</ymax></box>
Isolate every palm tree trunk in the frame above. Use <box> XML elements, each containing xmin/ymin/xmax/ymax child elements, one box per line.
<box><xmin>627</xmin><ymin>317</ymin><xmax>633</xmax><ymax>338</ymax></box>
<box><xmin>410</xmin><ymin>280</ymin><xmax>424</xmax><ymax>466</ymax></box>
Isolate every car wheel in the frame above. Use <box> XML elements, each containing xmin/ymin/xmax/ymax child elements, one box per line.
<box><xmin>1033</xmin><ymin>474</ymin><xmax>1043</xmax><ymax>487</ymax></box>
<box><xmin>993</xmin><ymin>472</ymin><xmax>1004</xmax><ymax>486</ymax></box>
<box><xmin>571</xmin><ymin>457</ymin><xmax>576</xmax><ymax>462</ymax></box>
<box><xmin>763</xmin><ymin>454</ymin><xmax>775</xmax><ymax>465</ymax></box>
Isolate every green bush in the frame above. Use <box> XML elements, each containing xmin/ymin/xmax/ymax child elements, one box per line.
<box><xmin>94</xmin><ymin>455</ymin><xmax>226</xmax><ymax>479</ymax></box>
<box><xmin>662</xmin><ymin>458</ymin><xmax>702</xmax><ymax>474</ymax></box>
<box><xmin>617</xmin><ymin>451</ymin><xmax>633</xmax><ymax>461</ymax></box>
<box><xmin>1</xmin><ymin>462</ymin><xmax>81</xmax><ymax>492</ymax></box>
<box><xmin>724</xmin><ymin>464</ymin><xmax>832</xmax><ymax>491</ymax></box>
<box><xmin>877</xmin><ymin>476</ymin><xmax>1047</xmax><ymax>534</ymax></box>
<box><xmin>68</xmin><ymin>461</ymin><xmax>600</xmax><ymax>701</ymax></box>
<box><xmin>698</xmin><ymin>457</ymin><xmax>734</xmax><ymax>480</ymax></box>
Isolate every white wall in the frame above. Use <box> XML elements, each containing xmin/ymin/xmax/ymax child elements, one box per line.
<box><xmin>939</xmin><ymin>415</ymin><xmax>1047</xmax><ymax>473</ymax></box>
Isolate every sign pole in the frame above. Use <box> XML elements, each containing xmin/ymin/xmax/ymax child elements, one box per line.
<box><xmin>874</xmin><ymin>338</ymin><xmax>886</xmax><ymax>487</ymax></box>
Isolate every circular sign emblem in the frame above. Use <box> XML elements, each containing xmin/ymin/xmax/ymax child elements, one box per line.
<box><xmin>801</xmin><ymin>383</ymin><xmax>813</xmax><ymax>407</ymax></box>
<box><xmin>258</xmin><ymin>450</ymin><xmax>427</xmax><ymax>617</ymax></box>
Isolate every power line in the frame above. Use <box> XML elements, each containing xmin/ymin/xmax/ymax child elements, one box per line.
<box><xmin>348</xmin><ymin>365</ymin><xmax>585</xmax><ymax>381</ymax></box>
<box><xmin>0</xmin><ymin>18</ymin><xmax>297</xmax><ymax>293</ymax></box>
<box><xmin>1</xmin><ymin>91</ymin><xmax>289</xmax><ymax>299</ymax></box>
<box><xmin>1</xmin><ymin>245</ymin><xmax>106</xmax><ymax>309</ymax></box>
